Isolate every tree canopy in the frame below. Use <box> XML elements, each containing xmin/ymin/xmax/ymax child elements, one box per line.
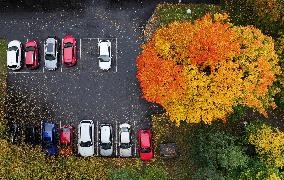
<box><xmin>137</xmin><ymin>13</ymin><xmax>281</xmax><ymax>125</ymax></box>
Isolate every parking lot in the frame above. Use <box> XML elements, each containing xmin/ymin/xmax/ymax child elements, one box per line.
<box><xmin>2</xmin><ymin>0</ymin><xmax>160</xmax><ymax>157</ymax></box>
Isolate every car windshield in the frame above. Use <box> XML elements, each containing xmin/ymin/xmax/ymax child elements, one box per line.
<box><xmin>64</xmin><ymin>42</ymin><xmax>73</xmax><ymax>48</ymax></box>
<box><xmin>45</xmin><ymin>54</ymin><xmax>55</xmax><ymax>60</ymax></box>
<box><xmin>99</xmin><ymin>55</ymin><xmax>110</xmax><ymax>62</ymax></box>
<box><xmin>25</xmin><ymin>46</ymin><xmax>35</xmax><ymax>52</ymax></box>
<box><xmin>121</xmin><ymin>127</ymin><xmax>129</xmax><ymax>132</ymax></box>
<box><xmin>101</xmin><ymin>143</ymin><xmax>112</xmax><ymax>150</ymax></box>
<box><xmin>80</xmin><ymin>141</ymin><xmax>92</xmax><ymax>147</ymax></box>
<box><xmin>8</xmin><ymin>46</ymin><xmax>18</xmax><ymax>51</ymax></box>
<box><xmin>120</xmin><ymin>143</ymin><xmax>130</xmax><ymax>149</ymax></box>
<box><xmin>141</xmin><ymin>148</ymin><xmax>151</xmax><ymax>153</ymax></box>
<box><xmin>8</xmin><ymin>65</ymin><xmax>17</xmax><ymax>68</ymax></box>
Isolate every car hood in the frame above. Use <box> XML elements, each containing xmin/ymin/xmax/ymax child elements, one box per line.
<box><xmin>120</xmin><ymin>147</ymin><xmax>131</xmax><ymax>157</ymax></box>
<box><xmin>99</xmin><ymin>61</ymin><xmax>111</xmax><ymax>70</ymax></box>
<box><xmin>78</xmin><ymin>146</ymin><xmax>94</xmax><ymax>157</ymax></box>
<box><xmin>100</xmin><ymin>147</ymin><xmax>113</xmax><ymax>156</ymax></box>
<box><xmin>45</xmin><ymin>59</ymin><xmax>57</xmax><ymax>70</ymax></box>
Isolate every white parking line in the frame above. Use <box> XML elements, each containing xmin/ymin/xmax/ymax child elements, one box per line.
<box><xmin>96</xmin><ymin>121</ymin><xmax>99</xmax><ymax>156</ymax></box>
<box><xmin>61</xmin><ymin>38</ymin><xmax>63</xmax><ymax>73</ymax></box>
<box><xmin>116</xmin><ymin>120</ymin><xmax>118</xmax><ymax>157</ymax></box>
<box><xmin>134</xmin><ymin>121</ymin><xmax>137</xmax><ymax>157</ymax></box>
<box><xmin>79</xmin><ymin>38</ymin><xmax>82</xmax><ymax>60</ymax></box>
<box><xmin>115</xmin><ymin>38</ymin><xmax>118</xmax><ymax>73</ymax></box>
<box><xmin>8</xmin><ymin>71</ymin><xmax>42</xmax><ymax>74</ymax></box>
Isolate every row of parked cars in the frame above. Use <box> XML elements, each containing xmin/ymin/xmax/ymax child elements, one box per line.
<box><xmin>7</xmin><ymin>36</ymin><xmax>112</xmax><ymax>71</ymax></box>
<box><xmin>10</xmin><ymin>120</ymin><xmax>153</xmax><ymax>160</ymax></box>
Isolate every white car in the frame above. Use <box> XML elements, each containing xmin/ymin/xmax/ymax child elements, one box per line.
<box><xmin>98</xmin><ymin>40</ymin><xmax>111</xmax><ymax>70</ymax></box>
<box><xmin>78</xmin><ymin>120</ymin><xmax>94</xmax><ymax>157</ymax></box>
<box><xmin>119</xmin><ymin>123</ymin><xmax>132</xmax><ymax>157</ymax></box>
<box><xmin>100</xmin><ymin>124</ymin><xmax>113</xmax><ymax>156</ymax></box>
<box><xmin>7</xmin><ymin>40</ymin><xmax>22</xmax><ymax>70</ymax></box>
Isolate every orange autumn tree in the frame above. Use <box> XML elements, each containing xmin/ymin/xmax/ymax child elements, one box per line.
<box><xmin>136</xmin><ymin>13</ymin><xmax>281</xmax><ymax>125</ymax></box>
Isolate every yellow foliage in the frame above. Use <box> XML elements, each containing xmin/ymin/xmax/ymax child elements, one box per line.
<box><xmin>249</xmin><ymin>124</ymin><xmax>284</xmax><ymax>168</ymax></box>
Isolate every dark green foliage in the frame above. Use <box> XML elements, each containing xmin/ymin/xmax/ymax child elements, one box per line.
<box><xmin>189</xmin><ymin>124</ymin><xmax>249</xmax><ymax>179</ymax></box>
<box><xmin>140</xmin><ymin>167</ymin><xmax>167</xmax><ymax>180</ymax></box>
<box><xmin>108</xmin><ymin>168</ymin><xmax>139</xmax><ymax>180</ymax></box>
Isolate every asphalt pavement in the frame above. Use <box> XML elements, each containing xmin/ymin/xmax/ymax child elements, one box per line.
<box><xmin>2</xmin><ymin>0</ymin><xmax>164</xmax><ymax>131</ymax></box>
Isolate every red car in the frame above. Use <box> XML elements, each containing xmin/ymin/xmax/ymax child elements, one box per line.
<box><xmin>138</xmin><ymin>129</ymin><xmax>153</xmax><ymax>161</ymax></box>
<box><xmin>59</xmin><ymin>125</ymin><xmax>74</xmax><ymax>156</ymax></box>
<box><xmin>25</xmin><ymin>40</ymin><xmax>39</xmax><ymax>69</ymax></box>
<box><xmin>62</xmin><ymin>35</ymin><xmax>77</xmax><ymax>67</ymax></box>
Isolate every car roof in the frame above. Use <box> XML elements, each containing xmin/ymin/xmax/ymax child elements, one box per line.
<box><xmin>7</xmin><ymin>51</ymin><xmax>17</xmax><ymax>65</ymax></box>
<box><xmin>99</xmin><ymin>41</ymin><xmax>110</xmax><ymax>56</ymax></box>
<box><xmin>64</xmin><ymin>48</ymin><xmax>73</xmax><ymax>61</ymax></box>
<box><xmin>121</xmin><ymin>131</ymin><xmax>130</xmax><ymax>143</ymax></box>
<box><xmin>80</xmin><ymin>123</ymin><xmax>91</xmax><ymax>141</ymax></box>
<box><xmin>101</xmin><ymin>125</ymin><xmax>111</xmax><ymax>143</ymax></box>
<box><xmin>140</xmin><ymin>131</ymin><xmax>150</xmax><ymax>148</ymax></box>
<box><xmin>25</xmin><ymin>51</ymin><xmax>34</xmax><ymax>64</ymax></box>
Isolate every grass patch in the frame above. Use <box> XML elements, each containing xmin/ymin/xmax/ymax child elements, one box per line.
<box><xmin>151</xmin><ymin>114</ymin><xmax>193</xmax><ymax>179</ymax></box>
<box><xmin>144</xmin><ymin>3</ymin><xmax>221</xmax><ymax>43</ymax></box>
<box><xmin>0</xmin><ymin>39</ymin><xmax>7</xmax><ymax>138</ymax></box>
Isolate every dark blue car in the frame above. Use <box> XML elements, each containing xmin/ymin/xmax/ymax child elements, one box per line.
<box><xmin>41</xmin><ymin>121</ymin><xmax>57</xmax><ymax>155</ymax></box>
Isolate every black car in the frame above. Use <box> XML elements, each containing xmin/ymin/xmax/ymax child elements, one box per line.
<box><xmin>10</xmin><ymin>123</ymin><xmax>22</xmax><ymax>144</ymax></box>
<box><xmin>24</xmin><ymin>126</ymin><xmax>40</xmax><ymax>145</ymax></box>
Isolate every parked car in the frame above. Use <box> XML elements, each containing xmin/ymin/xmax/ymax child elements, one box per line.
<box><xmin>24</xmin><ymin>126</ymin><xmax>40</xmax><ymax>145</ymax></box>
<box><xmin>59</xmin><ymin>125</ymin><xmax>74</xmax><ymax>156</ymax></box>
<box><xmin>44</xmin><ymin>37</ymin><xmax>58</xmax><ymax>70</ymax></box>
<box><xmin>138</xmin><ymin>129</ymin><xmax>153</xmax><ymax>161</ymax></box>
<box><xmin>100</xmin><ymin>124</ymin><xmax>113</xmax><ymax>156</ymax></box>
<box><xmin>41</xmin><ymin>121</ymin><xmax>57</xmax><ymax>155</ymax></box>
<box><xmin>10</xmin><ymin>123</ymin><xmax>22</xmax><ymax>144</ymax></box>
<box><xmin>78</xmin><ymin>120</ymin><xmax>94</xmax><ymax>157</ymax></box>
<box><xmin>7</xmin><ymin>40</ymin><xmax>22</xmax><ymax>70</ymax></box>
<box><xmin>98</xmin><ymin>40</ymin><xmax>111</xmax><ymax>70</ymax></box>
<box><xmin>62</xmin><ymin>35</ymin><xmax>77</xmax><ymax>67</ymax></box>
<box><xmin>119</xmin><ymin>123</ymin><xmax>132</xmax><ymax>157</ymax></box>
<box><xmin>24</xmin><ymin>40</ymin><xmax>39</xmax><ymax>69</ymax></box>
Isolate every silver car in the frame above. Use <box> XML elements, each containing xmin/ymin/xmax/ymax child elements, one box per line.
<box><xmin>100</xmin><ymin>124</ymin><xmax>113</xmax><ymax>156</ymax></box>
<box><xmin>119</xmin><ymin>123</ymin><xmax>132</xmax><ymax>157</ymax></box>
<box><xmin>44</xmin><ymin>37</ymin><xmax>58</xmax><ymax>70</ymax></box>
